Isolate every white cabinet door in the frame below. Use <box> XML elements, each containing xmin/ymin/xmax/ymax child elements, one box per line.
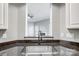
<box><xmin>66</xmin><ymin>3</ymin><xmax>79</xmax><ymax>29</ymax></box>
<box><xmin>70</xmin><ymin>3</ymin><xmax>79</xmax><ymax>28</ymax></box>
<box><xmin>0</xmin><ymin>3</ymin><xmax>8</xmax><ymax>29</ymax></box>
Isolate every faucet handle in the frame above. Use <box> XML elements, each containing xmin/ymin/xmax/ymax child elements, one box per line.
<box><xmin>40</xmin><ymin>33</ymin><xmax>45</xmax><ymax>36</ymax></box>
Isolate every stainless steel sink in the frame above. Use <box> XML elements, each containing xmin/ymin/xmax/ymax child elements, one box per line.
<box><xmin>20</xmin><ymin>46</ymin><xmax>59</xmax><ymax>56</ymax></box>
<box><xmin>26</xmin><ymin>46</ymin><xmax>54</xmax><ymax>56</ymax></box>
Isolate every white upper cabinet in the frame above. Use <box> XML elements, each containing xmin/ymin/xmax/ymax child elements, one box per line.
<box><xmin>66</xmin><ymin>3</ymin><xmax>79</xmax><ymax>29</ymax></box>
<box><xmin>0</xmin><ymin>4</ymin><xmax>3</xmax><ymax>26</ymax></box>
<box><xmin>0</xmin><ymin>3</ymin><xmax>8</xmax><ymax>29</ymax></box>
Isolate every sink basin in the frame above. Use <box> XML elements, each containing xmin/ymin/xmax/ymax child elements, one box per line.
<box><xmin>26</xmin><ymin>46</ymin><xmax>52</xmax><ymax>56</ymax></box>
<box><xmin>25</xmin><ymin>46</ymin><xmax>59</xmax><ymax>56</ymax></box>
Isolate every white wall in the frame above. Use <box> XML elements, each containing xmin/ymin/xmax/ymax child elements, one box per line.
<box><xmin>6</xmin><ymin>4</ymin><xmax>18</xmax><ymax>40</ymax></box>
<box><xmin>51</xmin><ymin>3</ymin><xmax>71</xmax><ymax>39</ymax></box>
<box><xmin>51</xmin><ymin>4</ymin><xmax>61</xmax><ymax>38</ymax></box>
<box><xmin>6</xmin><ymin>3</ymin><xmax>26</xmax><ymax>40</ymax></box>
<box><xmin>17</xmin><ymin>4</ymin><xmax>26</xmax><ymax>39</ymax></box>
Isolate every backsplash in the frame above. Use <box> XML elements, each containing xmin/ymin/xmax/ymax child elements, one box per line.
<box><xmin>67</xmin><ymin>30</ymin><xmax>79</xmax><ymax>41</ymax></box>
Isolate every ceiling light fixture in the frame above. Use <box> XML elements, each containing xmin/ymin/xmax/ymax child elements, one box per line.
<box><xmin>28</xmin><ymin>13</ymin><xmax>34</xmax><ymax>18</ymax></box>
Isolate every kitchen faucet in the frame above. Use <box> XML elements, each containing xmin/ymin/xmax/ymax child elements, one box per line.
<box><xmin>38</xmin><ymin>30</ymin><xmax>42</xmax><ymax>45</ymax></box>
<box><xmin>38</xmin><ymin>30</ymin><xmax>42</xmax><ymax>41</ymax></box>
<box><xmin>38</xmin><ymin>30</ymin><xmax>45</xmax><ymax>45</ymax></box>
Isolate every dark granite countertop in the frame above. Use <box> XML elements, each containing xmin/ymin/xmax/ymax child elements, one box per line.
<box><xmin>0</xmin><ymin>40</ymin><xmax>59</xmax><ymax>51</ymax></box>
<box><xmin>0</xmin><ymin>40</ymin><xmax>59</xmax><ymax>47</ymax></box>
<box><xmin>0</xmin><ymin>39</ymin><xmax>79</xmax><ymax>51</ymax></box>
<box><xmin>0</xmin><ymin>39</ymin><xmax>79</xmax><ymax>46</ymax></box>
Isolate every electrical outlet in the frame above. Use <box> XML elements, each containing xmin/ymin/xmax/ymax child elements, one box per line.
<box><xmin>2</xmin><ymin>34</ymin><xmax>7</xmax><ymax>39</ymax></box>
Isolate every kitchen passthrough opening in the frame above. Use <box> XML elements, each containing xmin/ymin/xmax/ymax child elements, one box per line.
<box><xmin>25</xmin><ymin>3</ymin><xmax>52</xmax><ymax>37</ymax></box>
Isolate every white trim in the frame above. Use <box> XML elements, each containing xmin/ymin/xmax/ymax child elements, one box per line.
<box><xmin>5</xmin><ymin>3</ymin><xmax>8</xmax><ymax>29</ymax></box>
<box><xmin>25</xmin><ymin>4</ymin><xmax>28</xmax><ymax>36</ymax></box>
<box><xmin>2</xmin><ymin>3</ymin><xmax>4</xmax><ymax>25</ymax></box>
<box><xmin>0</xmin><ymin>3</ymin><xmax>4</xmax><ymax>25</ymax></box>
<box><xmin>49</xmin><ymin>3</ymin><xmax>53</xmax><ymax>36</ymax></box>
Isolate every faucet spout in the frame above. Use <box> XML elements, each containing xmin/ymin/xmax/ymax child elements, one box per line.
<box><xmin>38</xmin><ymin>30</ymin><xmax>45</xmax><ymax>45</ymax></box>
<box><xmin>38</xmin><ymin>30</ymin><xmax>42</xmax><ymax>45</ymax></box>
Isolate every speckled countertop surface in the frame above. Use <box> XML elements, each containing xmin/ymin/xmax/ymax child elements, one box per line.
<box><xmin>0</xmin><ymin>38</ymin><xmax>79</xmax><ymax>51</ymax></box>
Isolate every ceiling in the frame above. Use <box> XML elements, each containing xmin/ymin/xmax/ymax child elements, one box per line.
<box><xmin>27</xmin><ymin>3</ymin><xmax>50</xmax><ymax>22</ymax></box>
